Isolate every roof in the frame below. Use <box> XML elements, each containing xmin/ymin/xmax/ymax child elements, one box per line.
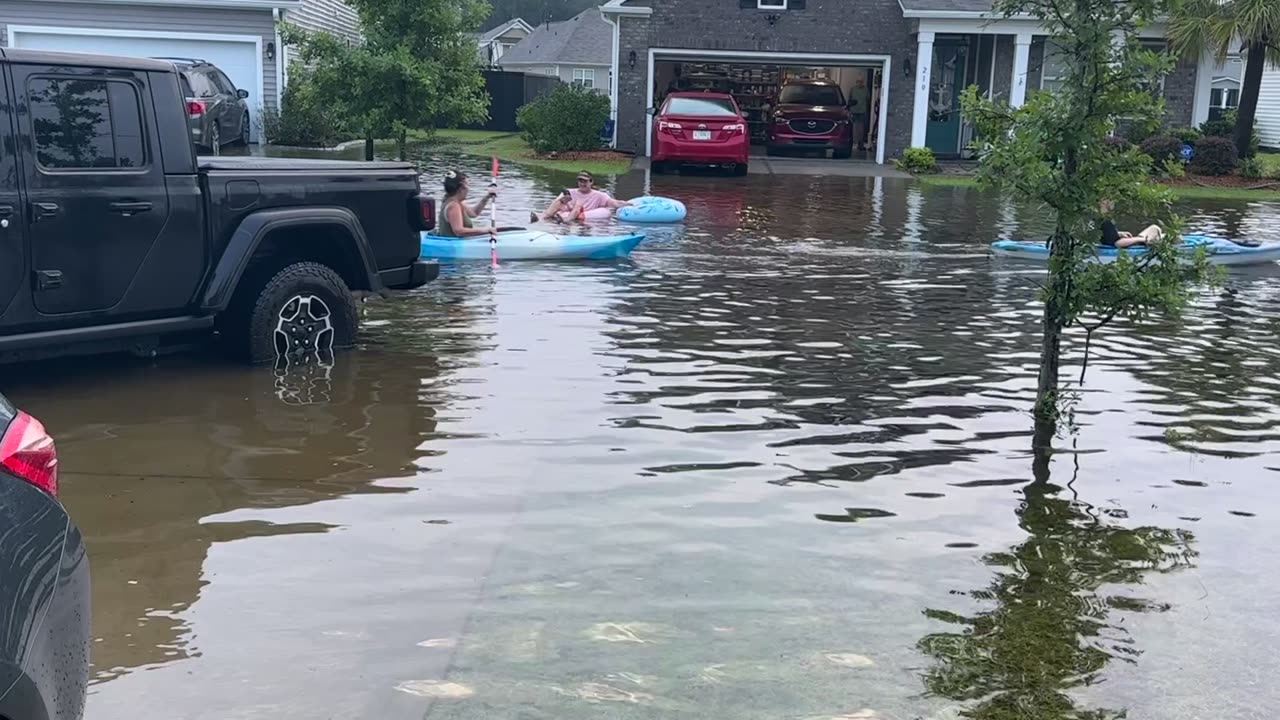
<box><xmin>498</xmin><ymin>8</ymin><xmax>612</xmax><ymax>67</ymax></box>
<box><xmin>0</xmin><ymin>48</ymin><xmax>175</xmax><ymax>73</ymax></box>
<box><xmin>897</xmin><ymin>0</ymin><xmax>998</xmax><ymax>14</ymax></box>
<box><xmin>480</xmin><ymin>18</ymin><xmax>533</xmax><ymax>43</ymax></box>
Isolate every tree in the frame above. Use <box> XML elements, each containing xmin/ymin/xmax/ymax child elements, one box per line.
<box><xmin>961</xmin><ymin>0</ymin><xmax>1212</xmax><ymax>454</ymax></box>
<box><xmin>284</xmin><ymin>0</ymin><xmax>491</xmax><ymax>160</ymax></box>
<box><xmin>1169</xmin><ymin>0</ymin><xmax>1280</xmax><ymax>159</ymax></box>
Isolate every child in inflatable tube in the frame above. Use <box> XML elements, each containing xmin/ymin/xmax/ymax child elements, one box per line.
<box><xmin>530</xmin><ymin>170</ymin><xmax>634</xmax><ymax>224</ymax></box>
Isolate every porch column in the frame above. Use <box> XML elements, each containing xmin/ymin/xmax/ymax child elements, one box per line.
<box><xmin>1010</xmin><ymin>32</ymin><xmax>1032</xmax><ymax>107</ymax></box>
<box><xmin>911</xmin><ymin>31</ymin><xmax>934</xmax><ymax>148</ymax></box>
<box><xmin>1191</xmin><ymin>50</ymin><xmax>1215</xmax><ymax>127</ymax></box>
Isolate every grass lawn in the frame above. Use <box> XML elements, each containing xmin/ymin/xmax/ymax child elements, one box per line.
<box><xmin>916</xmin><ymin>172</ymin><xmax>1280</xmax><ymax>201</ymax></box>
<box><xmin>424</xmin><ymin>129</ymin><xmax>633</xmax><ymax>176</ymax></box>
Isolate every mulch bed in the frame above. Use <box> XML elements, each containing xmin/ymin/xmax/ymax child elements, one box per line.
<box><xmin>526</xmin><ymin>150</ymin><xmax>634</xmax><ymax>164</ymax></box>
<box><xmin>1165</xmin><ymin>174</ymin><xmax>1280</xmax><ymax>191</ymax></box>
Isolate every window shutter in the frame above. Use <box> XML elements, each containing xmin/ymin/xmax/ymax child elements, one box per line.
<box><xmin>791</xmin><ymin>0</ymin><xmax>806</xmax><ymax>7</ymax></box>
<box><xmin>739</xmin><ymin>0</ymin><xmax>755</xmax><ymax>8</ymax></box>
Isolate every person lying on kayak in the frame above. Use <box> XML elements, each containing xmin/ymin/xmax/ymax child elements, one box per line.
<box><xmin>439</xmin><ymin>170</ymin><xmax>498</xmax><ymax>240</ymax></box>
<box><xmin>1100</xmin><ymin>199</ymin><xmax>1164</xmax><ymax>249</ymax></box>
<box><xmin>530</xmin><ymin>170</ymin><xmax>632</xmax><ymax>223</ymax></box>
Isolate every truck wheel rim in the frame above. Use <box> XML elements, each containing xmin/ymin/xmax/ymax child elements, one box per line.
<box><xmin>274</xmin><ymin>294</ymin><xmax>334</xmax><ymax>358</ymax></box>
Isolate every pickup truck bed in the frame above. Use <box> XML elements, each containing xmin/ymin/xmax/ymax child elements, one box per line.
<box><xmin>0</xmin><ymin>48</ymin><xmax>438</xmax><ymax>364</ymax></box>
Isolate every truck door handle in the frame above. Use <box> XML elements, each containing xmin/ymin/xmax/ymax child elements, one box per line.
<box><xmin>30</xmin><ymin>202</ymin><xmax>58</xmax><ymax>220</ymax></box>
<box><xmin>35</xmin><ymin>270</ymin><xmax>63</xmax><ymax>291</ymax></box>
<box><xmin>110</xmin><ymin>201</ymin><xmax>153</xmax><ymax>216</ymax></box>
<box><xmin>0</xmin><ymin>205</ymin><xmax>13</xmax><ymax>219</ymax></box>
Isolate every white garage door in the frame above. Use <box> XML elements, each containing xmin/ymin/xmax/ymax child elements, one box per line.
<box><xmin>10</xmin><ymin>28</ymin><xmax>264</xmax><ymax>143</ymax></box>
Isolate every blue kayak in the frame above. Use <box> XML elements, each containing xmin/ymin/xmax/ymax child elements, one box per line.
<box><xmin>421</xmin><ymin>230</ymin><xmax>644</xmax><ymax>261</ymax></box>
<box><xmin>617</xmin><ymin>196</ymin><xmax>687</xmax><ymax>224</ymax></box>
<box><xmin>991</xmin><ymin>235</ymin><xmax>1280</xmax><ymax>266</ymax></box>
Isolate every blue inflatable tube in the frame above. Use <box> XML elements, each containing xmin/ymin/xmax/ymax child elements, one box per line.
<box><xmin>617</xmin><ymin>196</ymin><xmax>687</xmax><ymax>224</ymax></box>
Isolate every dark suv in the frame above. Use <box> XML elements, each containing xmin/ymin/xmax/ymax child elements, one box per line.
<box><xmin>156</xmin><ymin>57</ymin><xmax>251</xmax><ymax>154</ymax></box>
<box><xmin>767</xmin><ymin>79</ymin><xmax>855</xmax><ymax>159</ymax></box>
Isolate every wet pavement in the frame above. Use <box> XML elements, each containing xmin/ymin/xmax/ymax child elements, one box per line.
<box><xmin>6</xmin><ymin>150</ymin><xmax>1280</xmax><ymax>719</ymax></box>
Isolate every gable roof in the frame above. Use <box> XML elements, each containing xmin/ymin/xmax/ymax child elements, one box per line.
<box><xmin>498</xmin><ymin>8</ymin><xmax>612</xmax><ymax>67</ymax></box>
<box><xmin>480</xmin><ymin>18</ymin><xmax>534</xmax><ymax>44</ymax></box>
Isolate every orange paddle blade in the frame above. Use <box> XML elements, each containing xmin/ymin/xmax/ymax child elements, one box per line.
<box><xmin>491</xmin><ymin>156</ymin><xmax>499</xmax><ymax>178</ymax></box>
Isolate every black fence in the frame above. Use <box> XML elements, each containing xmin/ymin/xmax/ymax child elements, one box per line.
<box><xmin>463</xmin><ymin>70</ymin><xmax>562</xmax><ymax>132</ymax></box>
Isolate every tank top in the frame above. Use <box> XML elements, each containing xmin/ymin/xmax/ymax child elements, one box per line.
<box><xmin>439</xmin><ymin>199</ymin><xmax>474</xmax><ymax>237</ymax></box>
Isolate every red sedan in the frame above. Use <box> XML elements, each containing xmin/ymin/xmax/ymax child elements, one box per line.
<box><xmin>651</xmin><ymin>92</ymin><xmax>749</xmax><ymax>175</ymax></box>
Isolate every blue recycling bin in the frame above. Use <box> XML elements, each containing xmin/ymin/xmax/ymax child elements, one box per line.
<box><xmin>600</xmin><ymin>119</ymin><xmax>616</xmax><ymax>144</ymax></box>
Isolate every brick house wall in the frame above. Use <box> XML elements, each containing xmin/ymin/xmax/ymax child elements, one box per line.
<box><xmin>614</xmin><ymin>0</ymin><xmax>920</xmax><ymax>160</ymax></box>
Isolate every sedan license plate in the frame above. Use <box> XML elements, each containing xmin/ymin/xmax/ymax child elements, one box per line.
<box><xmin>693</xmin><ymin>130</ymin><xmax>712</xmax><ymax>141</ymax></box>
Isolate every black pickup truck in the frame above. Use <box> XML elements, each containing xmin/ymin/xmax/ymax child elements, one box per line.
<box><xmin>0</xmin><ymin>49</ymin><xmax>438</xmax><ymax>364</ymax></box>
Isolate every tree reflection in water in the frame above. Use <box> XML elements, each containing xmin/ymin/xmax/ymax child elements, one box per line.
<box><xmin>918</xmin><ymin>461</ymin><xmax>1197</xmax><ymax>719</ymax></box>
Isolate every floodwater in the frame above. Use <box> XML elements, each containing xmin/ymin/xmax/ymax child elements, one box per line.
<box><xmin>7</xmin><ymin>152</ymin><xmax>1280</xmax><ymax>720</ymax></box>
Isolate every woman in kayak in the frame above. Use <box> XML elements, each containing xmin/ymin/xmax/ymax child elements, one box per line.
<box><xmin>1100</xmin><ymin>199</ymin><xmax>1164</xmax><ymax>248</ymax></box>
<box><xmin>439</xmin><ymin>170</ymin><xmax>498</xmax><ymax>240</ymax></box>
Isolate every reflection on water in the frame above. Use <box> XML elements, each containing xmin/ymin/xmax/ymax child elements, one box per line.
<box><xmin>918</xmin><ymin>475</ymin><xmax>1196</xmax><ymax>720</ymax></box>
<box><xmin>4</xmin><ymin>150</ymin><xmax>1280</xmax><ymax>719</ymax></box>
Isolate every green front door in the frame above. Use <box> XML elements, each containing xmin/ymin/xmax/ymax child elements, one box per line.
<box><xmin>924</xmin><ymin>40</ymin><xmax>969</xmax><ymax>156</ymax></box>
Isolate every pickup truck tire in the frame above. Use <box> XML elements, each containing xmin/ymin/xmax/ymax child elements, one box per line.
<box><xmin>240</xmin><ymin>262</ymin><xmax>357</xmax><ymax>363</ymax></box>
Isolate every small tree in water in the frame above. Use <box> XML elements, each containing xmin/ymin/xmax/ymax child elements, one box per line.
<box><xmin>961</xmin><ymin>0</ymin><xmax>1212</xmax><ymax>453</ymax></box>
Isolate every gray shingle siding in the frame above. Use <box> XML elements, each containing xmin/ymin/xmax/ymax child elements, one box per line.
<box><xmin>0</xmin><ymin>0</ymin><xmax>280</xmax><ymax>110</ymax></box>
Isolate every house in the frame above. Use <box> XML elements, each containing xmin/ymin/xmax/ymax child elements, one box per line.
<box><xmin>498</xmin><ymin>8</ymin><xmax>612</xmax><ymax>93</ymax></box>
<box><xmin>475</xmin><ymin>18</ymin><xmax>534</xmax><ymax>67</ymax></box>
<box><xmin>1256</xmin><ymin>65</ymin><xmax>1280</xmax><ymax>149</ymax></box>
<box><xmin>0</xmin><ymin>0</ymin><xmax>361</xmax><ymax>143</ymax></box>
<box><xmin>601</xmin><ymin>0</ymin><xmax>1238</xmax><ymax>164</ymax></box>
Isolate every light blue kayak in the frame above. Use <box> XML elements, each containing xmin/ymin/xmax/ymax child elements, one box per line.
<box><xmin>617</xmin><ymin>196</ymin><xmax>687</xmax><ymax>224</ymax></box>
<box><xmin>421</xmin><ymin>230</ymin><xmax>645</xmax><ymax>261</ymax></box>
<box><xmin>991</xmin><ymin>235</ymin><xmax>1280</xmax><ymax>266</ymax></box>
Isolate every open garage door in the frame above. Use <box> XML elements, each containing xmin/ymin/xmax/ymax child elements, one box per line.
<box><xmin>648</xmin><ymin>49</ymin><xmax>891</xmax><ymax>165</ymax></box>
<box><xmin>9</xmin><ymin>26</ymin><xmax>264</xmax><ymax>143</ymax></box>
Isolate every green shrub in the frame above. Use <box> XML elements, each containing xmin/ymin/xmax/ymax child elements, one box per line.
<box><xmin>516</xmin><ymin>83</ymin><xmax>610</xmax><ymax>154</ymax></box>
<box><xmin>1240</xmin><ymin>157</ymin><xmax>1265</xmax><ymax>179</ymax></box>
<box><xmin>259</xmin><ymin>67</ymin><xmax>351</xmax><ymax>147</ymax></box>
<box><xmin>1170</xmin><ymin>127</ymin><xmax>1201</xmax><ymax>145</ymax></box>
<box><xmin>1199</xmin><ymin>109</ymin><xmax>1260</xmax><ymax>158</ymax></box>
<box><xmin>1159</xmin><ymin>158</ymin><xmax>1186</xmax><ymax>179</ymax></box>
<box><xmin>1139</xmin><ymin>135</ymin><xmax>1185</xmax><ymax>168</ymax></box>
<box><xmin>1103</xmin><ymin>135</ymin><xmax>1131</xmax><ymax>153</ymax></box>
<box><xmin>1189</xmin><ymin>136</ymin><xmax>1238</xmax><ymax>176</ymax></box>
<box><xmin>895</xmin><ymin>147</ymin><xmax>939</xmax><ymax>174</ymax></box>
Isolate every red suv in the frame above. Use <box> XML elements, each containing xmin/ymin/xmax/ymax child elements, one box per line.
<box><xmin>767</xmin><ymin>80</ymin><xmax>854</xmax><ymax>159</ymax></box>
<box><xmin>651</xmin><ymin>92</ymin><xmax>750</xmax><ymax>175</ymax></box>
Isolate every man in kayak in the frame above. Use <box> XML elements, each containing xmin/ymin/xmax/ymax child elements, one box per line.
<box><xmin>1100</xmin><ymin>199</ymin><xmax>1164</xmax><ymax>249</ymax></box>
<box><xmin>530</xmin><ymin>170</ymin><xmax>632</xmax><ymax>223</ymax></box>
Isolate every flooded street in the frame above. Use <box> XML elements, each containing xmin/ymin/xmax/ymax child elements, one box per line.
<box><xmin>8</xmin><ymin>154</ymin><xmax>1280</xmax><ymax>719</ymax></box>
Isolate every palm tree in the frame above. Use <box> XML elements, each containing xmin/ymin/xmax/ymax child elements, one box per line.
<box><xmin>1169</xmin><ymin>0</ymin><xmax>1280</xmax><ymax>159</ymax></box>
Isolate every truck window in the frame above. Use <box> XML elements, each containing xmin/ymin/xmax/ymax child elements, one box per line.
<box><xmin>28</xmin><ymin>78</ymin><xmax>148</xmax><ymax>170</ymax></box>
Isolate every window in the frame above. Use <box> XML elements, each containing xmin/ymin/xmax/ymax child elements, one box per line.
<box><xmin>663</xmin><ymin>96</ymin><xmax>738</xmax><ymax>116</ymax></box>
<box><xmin>778</xmin><ymin>83</ymin><xmax>844</xmax><ymax>106</ymax></box>
<box><xmin>1040</xmin><ymin>39</ymin><xmax>1069</xmax><ymax>94</ymax></box>
<box><xmin>572</xmin><ymin>68</ymin><xmax>595</xmax><ymax>89</ymax></box>
<box><xmin>1213</xmin><ymin>87</ymin><xmax>1241</xmax><ymax>109</ymax></box>
<box><xmin>183</xmin><ymin>71</ymin><xmax>216</xmax><ymax>98</ymax></box>
<box><xmin>1227</xmin><ymin>88</ymin><xmax>1240</xmax><ymax>107</ymax></box>
<box><xmin>28</xmin><ymin>78</ymin><xmax>146</xmax><ymax>170</ymax></box>
<box><xmin>1211</xmin><ymin>88</ymin><xmax>1223</xmax><ymax>107</ymax></box>
<box><xmin>214</xmin><ymin>71</ymin><xmax>238</xmax><ymax>96</ymax></box>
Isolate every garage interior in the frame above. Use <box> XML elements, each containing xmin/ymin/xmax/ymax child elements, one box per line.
<box><xmin>652</xmin><ymin>59</ymin><xmax>884</xmax><ymax>163</ymax></box>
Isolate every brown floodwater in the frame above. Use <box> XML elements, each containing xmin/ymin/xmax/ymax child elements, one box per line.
<box><xmin>6</xmin><ymin>152</ymin><xmax>1280</xmax><ymax>719</ymax></box>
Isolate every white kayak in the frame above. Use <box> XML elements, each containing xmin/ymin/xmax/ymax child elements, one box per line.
<box><xmin>421</xmin><ymin>230</ymin><xmax>645</xmax><ymax>261</ymax></box>
<box><xmin>991</xmin><ymin>235</ymin><xmax>1280</xmax><ymax>266</ymax></box>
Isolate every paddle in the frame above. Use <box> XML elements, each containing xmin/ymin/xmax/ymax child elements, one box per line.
<box><xmin>489</xmin><ymin>155</ymin><xmax>499</xmax><ymax>267</ymax></box>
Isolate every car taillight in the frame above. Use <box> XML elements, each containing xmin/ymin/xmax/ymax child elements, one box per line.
<box><xmin>188</xmin><ymin>101</ymin><xmax>206</xmax><ymax>117</ymax></box>
<box><xmin>1</xmin><ymin>412</ymin><xmax>58</xmax><ymax>497</ymax></box>
<box><xmin>411</xmin><ymin>194</ymin><xmax>436</xmax><ymax>231</ymax></box>
<box><xmin>724</xmin><ymin>123</ymin><xmax>745</xmax><ymax>134</ymax></box>
<box><xmin>658</xmin><ymin>120</ymin><xmax>683</xmax><ymax>135</ymax></box>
